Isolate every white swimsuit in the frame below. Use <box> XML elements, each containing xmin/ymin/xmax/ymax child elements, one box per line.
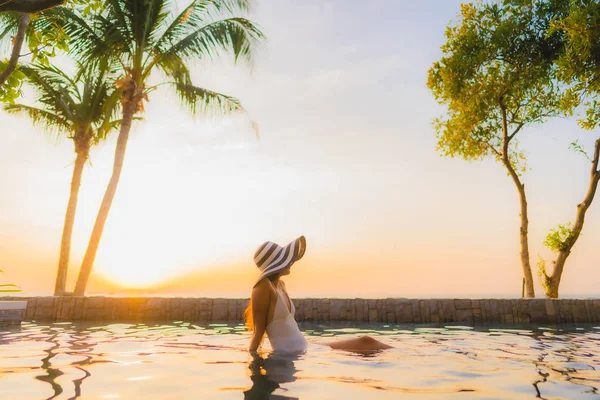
<box><xmin>265</xmin><ymin>286</ymin><xmax>308</xmax><ymax>354</ymax></box>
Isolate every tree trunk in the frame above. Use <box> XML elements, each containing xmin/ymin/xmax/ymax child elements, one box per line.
<box><xmin>73</xmin><ymin>101</ymin><xmax>137</xmax><ymax>296</ymax></box>
<box><xmin>54</xmin><ymin>139</ymin><xmax>89</xmax><ymax>296</ymax></box>
<box><xmin>513</xmin><ymin>181</ymin><xmax>535</xmax><ymax>297</ymax></box>
<box><xmin>544</xmin><ymin>138</ymin><xmax>600</xmax><ymax>298</ymax></box>
<box><xmin>0</xmin><ymin>0</ymin><xmax>64</xmax><ymax>13</ymax></box>
<box><xmin>499</xmin><ymin>104</ymin><xmax>535</xmax><ymax>297</ymax></box>
<box><xmin>0</xmin><ymin>13</ymin><xmax>29</xmax><ymax>87</ymax></box>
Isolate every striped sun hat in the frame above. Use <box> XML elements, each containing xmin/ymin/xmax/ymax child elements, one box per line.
<box><xmin>253</xmin><ymin>236</ymin><xmax>306</xmax><ymax>287</ymax></box>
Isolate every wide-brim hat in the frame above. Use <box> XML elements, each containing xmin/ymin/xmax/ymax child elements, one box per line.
<box><xmin>253</xmin><ymin>236</ymin><xmax>306</xmax><ymax>287</ymax></box>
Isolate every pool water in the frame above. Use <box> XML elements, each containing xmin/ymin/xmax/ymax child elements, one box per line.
<box><xmin>0</xmin><ymin>321</ymin><xmax>599</xmax><ymax>399</ymax></box>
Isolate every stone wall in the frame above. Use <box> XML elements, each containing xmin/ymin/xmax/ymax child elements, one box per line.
<box><xmin>2</xmin><ymin>297</ymin><xmax>600</xmax><ymax>324</ymax></box>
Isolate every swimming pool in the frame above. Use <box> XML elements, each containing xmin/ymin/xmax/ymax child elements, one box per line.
<box><xmin>1</xmin><ymin>322</ymin><xmax>598</xmax><ymax>399</ymax></box>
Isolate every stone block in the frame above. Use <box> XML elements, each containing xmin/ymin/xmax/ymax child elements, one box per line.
<box><xmin>428</xmin><ymin>300</ymin><xmax>440</xmax><ymax>323</ymax></box>
<box><xmin>454</xmin><ymin>299</ymin><xmax>472</xmax><ymax>310</ymax></box>
<box><xmin>593</xmin><ymin>300</ymin><xmax>600</xmax><ymax>322</ymax></box>
<box><xmin>317</xmin><ymin>299</ymin><xmax>330</xmax><ymax>321</ymax></box>
<box><xmin>167</xmin><ymin>298</ymin><xmax>182</xmax><ymax>321</ymax></box>
<box><xmin>86</xmin><ymin>297</ymin><xmax>106</xmax><ymax>309</ymax></box>
<box><xmin>455</xmin><ymin>308</ymin><xmax>473</xmax><ymax>324</ymax></box>
<box><xmin>471</xmin><ymin>300</ymin><xmax>482</xmax><ymax>325</ymax></box>
<box><xmin>562</xmin><ymin>300</ymin><xmax>574</xmax><ymax>323</ymax></box>
<box><xmin>143</xmin><ymin>298</ymin><xmax>167</xmax><ymax>320</ymax></box>
<box><xmin>237</xmin><ymin>299</ymin><xmax>249</xmax><ymax>321</ymax></box>
<box><xmin>384</xmin><ymin>299</ymin><xmax>396</xmax><ymax>324</ymax></box>
<box><xmin>212</xmin><ymin>299</ymin><xmax>228</xmax><ymax>321</ymax></box>
<box><xmin>510</xmin><ymin>300</ymin><xmax>521</xmax><ymax>324</ymax></box>
<box><xmin>177</xmin><ymin>298</ymin><xmax>197</xmax><ymax>321</ymax></box>
<box><xmin>198</xmin><ymin>298</ymin><xmax>213</xmax><ymax>321</ymax></box>
<box><xmin>528</xmin><ymin>299</ymin><xmax>547</xmax><ymax>323</ymax></box>
<box><xmin>70</xmin><ymin>297</ymin><xmax>85</xmax><ymax>320</ymax></box>
<box><xmin>380</xmin><ymin>299</ymin><xmax>389</xmax><ymax>323</ymax></box>
<box><xmin>489</xmin><ymin>300</ymin><xmax>502</xmax><ymax>322</ymax></box>
<box><xmin>573</xmin><ymin>300</ymin><xmax>588</xmax><ymax>323</ymax></box>
<box><xmin>419</xmin><ymin>300</ymin><xmax>429</xmax><ymax>323</ymax></box>
<box><xmin>518</xmin><ymin>300</ymin><xmax>530</xmax><ymax>323</ymax></box>
<box><xmin>37</xmin><ymin>297</ymin><xmax>56</xmax><ymax>309</ymax></box>
<box><xmin>503</xmin><ymin>300</ymin><xmax>514</xmax><ymax>324</ymax></box>
<box><xmin>410</xmin><ymin>300</ymin><xmax>421</xmax><ymax>323</ymax></box>
<box><xmin>33</xmin><ymin>297</ymin><xmax>57</xmax><ymax>321</ymax></box>
<box><xmin>58</xmin><ymin>297</ymin><xmax>75</xmax><ymax>320</ymax></box>
<box><xmin>544</xmin><ymin>299</ymin><xmax>556</xmax><ymax>323</ymax></box>
<box><xmin>395</xmin><ymin>300</ymin><xmax>412</xmax><ymax>323</ymax></box>
<box><xmin>354</xmin><ymin>299</ymin><xmax>364</xmax><ymax>322</ymax></box>
<box><xmin>227</xmin><ymin>299</ymin><xmax>237</xmax><ymax>321</ymax></box>
<box><xmin>330</xmin><ymin>299</ymin><xmax>345</xmax><ymax>321</ymax></box>
<box><xmin>24</xmin><ymin>298</ymin><xmax>37</xmax><ymax>320</ymax></box>
<box><xmin>440</xmin><ymin>299</ymin><xmax>456</xmax><ymax>322</ymax></box>
<box><xmin>368</xmin><ymin>299</ymin><xmax>378</xmax><ymax>322</ymax></box>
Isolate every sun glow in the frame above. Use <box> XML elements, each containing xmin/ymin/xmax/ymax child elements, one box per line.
<box><xmin>84</xmin><ymin>119</ymin><xmax>260</xmax><ymax>288</ymax></box>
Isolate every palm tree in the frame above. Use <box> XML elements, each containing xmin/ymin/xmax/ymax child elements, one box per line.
<box><xmin>56</xmin><ymin>0</ymin><xmax>264</xmax><ymax>295</ymax></box>
<box><xmin>5</xmin><ymin>63</ymin><xmax>120</xmax><ymax>295</ymax></box>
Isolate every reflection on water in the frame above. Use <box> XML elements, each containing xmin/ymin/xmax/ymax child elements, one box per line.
<box><xmin>244</xmin><ymin>353</ymin><xmax>300</xmax><ymax>400</ymax></box>
<box><xmin>0</xmin><ymin>321</ymin><xmax>598</xmax><ymax>399</ymax></box>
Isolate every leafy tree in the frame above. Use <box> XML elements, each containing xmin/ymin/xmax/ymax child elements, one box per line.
<box><xmin>428</xmin><ymin>1</ymin><xmax>569</xmax><ymax>297</ymax></box>
<box><xmin>0</xmin><ymin>1</ymin><xmax>103</xmax><ymax>102</ymax></box>
<box><xmin>538</xmin><ymin>0</ymin><xmax>600</xmax><ymax>298</ymax></box>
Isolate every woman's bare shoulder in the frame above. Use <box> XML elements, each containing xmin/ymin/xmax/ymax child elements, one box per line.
<box><xmin>252</xmin><ymin>279</ymin><xmax>275</xmax><ymax>298</ymax></box>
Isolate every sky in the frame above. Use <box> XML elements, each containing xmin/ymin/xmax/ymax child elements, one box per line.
<box><xmin>0</xmin><ymin>0</ymin><xmax>598</xmax><ymax>298</ymax></box>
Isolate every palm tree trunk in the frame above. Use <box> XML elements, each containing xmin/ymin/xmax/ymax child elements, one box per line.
<box><xmin>54</xmin><ymin>141</ymin><xmax>88</xmax><ymax>296</ymax></box>
<box><xmin>500</xmin><ymin>104</ymin><xmax>535</xmax><ymax>297</ymax></box>
<box><xmin>0</xmin><ymin>13</ymin><xmax>30</xmax><ymax>86</ymax></box>
<box><xmin>543</xmin><ymin>138</ymin><xmax>600</xmax><ymax>298</ymax></box>
<box><xmin>73</xmin><ymin>101</ymin><xmax>137</xmax><ymax>296</ymax></box>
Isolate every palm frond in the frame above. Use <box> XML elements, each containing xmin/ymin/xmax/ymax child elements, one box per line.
<box><xmin>156</xmin><ymin>17</ymin><xmax>263</xmax><ymax>67</ymax></box>
<box><xmin>172</xmin><ymin>82</ymin><xmax>242</xmax><ymax>116</ymax></box>
<box><xmin>121</xmin><ymin>0</ymin><xmax>169</xmax><ymax>48</ymax></box>
<box><xmin>151</xmin><ymin>51</ymin><xmax>190</xmax><ymax>81</ymax></box>
<box><xmin>95</xmin><ymin>89</ymin><xmax>123</xmax><ymax>140</ymax></box>
<box><xmin>0</xmin><ymin>12</ymin><xmax>19</xmax><ymax>43</ymax></box>
<box><xmin>19</xmin><ymin>64</ymin><xmax>78</xmax><ymax>119</ymax></box>
<box><xmin>154</xmin><ymin>0</ymin><xmax>249</xmax><ymax>50</ymax></box>
<box><xmin>5</xmin><ymin>103</ymin><xmax>71</xmax><ymax>133</ymax></box>
<box><xmin>47</xmin><ymin>7</ymin><xmax>113</xmax><ymax>65</ymax></box>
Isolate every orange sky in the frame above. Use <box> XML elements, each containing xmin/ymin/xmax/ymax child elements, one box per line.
<box><xmin>0</xmin><ymin>0</ymin><xmax>599</xmax><ymax>298</ymax></box>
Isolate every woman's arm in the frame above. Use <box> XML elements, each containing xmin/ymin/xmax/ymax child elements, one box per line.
<box><xmin>248</xmin><ymin>280</ymin><xmax>270</xmax><ymax>352</ymax></box>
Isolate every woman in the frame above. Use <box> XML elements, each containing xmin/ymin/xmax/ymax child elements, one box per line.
<box><xmin>245</xmin><ymin>235</ymin><xmax>392</xmax><ymax>354</ymax></box>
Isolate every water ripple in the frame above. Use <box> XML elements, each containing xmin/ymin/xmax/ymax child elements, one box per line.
<box><xmin>0</xmin><ymin>322</ymin><xmax>599</xmax><ymax>399</ymax></box>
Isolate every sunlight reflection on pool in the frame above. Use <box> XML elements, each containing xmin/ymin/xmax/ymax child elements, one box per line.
<box><xmin>0</xmin><ymin>321</ymin><xmax>599</xmax><ymax>399</ymax></box>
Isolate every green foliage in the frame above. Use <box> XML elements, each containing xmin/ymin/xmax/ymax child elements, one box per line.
<box><xmin>26</xmin><ymin>16</ymin><xmax>70</xmax><ymax>65</ymax></box>
<box><xmin>543</xmin><ymin>222</ymin><xmax>575</xmax><ymax>252</ymax></box>
<box><xmin>536</xmin><ymin>256</ymin><xmax>550</xmax><ymax>292</ymax></box>
<box><xmin>0</xmin><ymin>60</ymin><xmax>25</xmax><ymax>102</ymax></box>
<box><xmin>66</xmin><ymin>0</ymin><xmax>105</xmax><ymax>16</ymax></box>
<box><xmin>0</xmin><ymin>1</ymin><xmax>105</xmax><ymax>97</ymax></box>
<box><xmin>0</xmin><ymin>269</ymin><xmax>20</xmax><ymax>293</ymax></box>
<box><xmin>569</xmin><ymin>139</ymin><xmax>592</xmax><ymax>161</ymax></box>
<box><xmin>552</xmin><ymin>0</ymin><xmax>600</xmax><ymax>129</ymax></box>
<box><xmin>428</xmin><ymin>0</ymin><xmax>570</xmax><ymax>167</ymax></box>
